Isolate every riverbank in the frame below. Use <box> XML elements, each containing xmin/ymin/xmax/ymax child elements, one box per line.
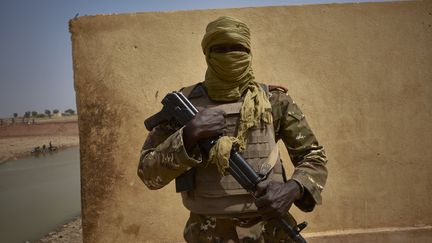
<box><xmin>0</xmin><ymin>118</ymin><xmax>79</xmax><ymax>163</ymax></box>
<box><xmin>36</xmin><ymin>216</ymin><xmax>82</xmax><ymax>243</ymax></box>
<box><xmin>0</xmin><ymin>118</ymin><xmax>83</xmax><ymax>242</ymax></box>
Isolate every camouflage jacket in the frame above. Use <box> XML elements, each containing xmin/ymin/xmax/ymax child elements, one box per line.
<box><xmin>137</xmin><ymin>86</ymin><xmax>328</xmax><ymax>212</ymax></box>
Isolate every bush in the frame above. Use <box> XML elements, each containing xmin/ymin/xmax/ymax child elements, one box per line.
<box><xmin>64</xmin><ymin>109</ymin><xmax>76</xmax><ymax>115</ymax></box>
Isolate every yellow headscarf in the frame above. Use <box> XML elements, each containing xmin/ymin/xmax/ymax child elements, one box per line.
<box><xmin>202</xmin><ymin>16</ymin><xmax>273</xmax><ymax>174</ymax></box>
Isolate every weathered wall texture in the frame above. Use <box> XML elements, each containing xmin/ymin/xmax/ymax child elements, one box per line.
<box><xmin>70</xmin><ymin>1</ymin><xmax>432</xmax><ymax>242</ymax></box>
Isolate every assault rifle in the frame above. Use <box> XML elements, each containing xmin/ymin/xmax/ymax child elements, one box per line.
<box><xmin>145</xmin><ymin>91</ymin><xmax>307</xmax><ymax>243</ymax></box>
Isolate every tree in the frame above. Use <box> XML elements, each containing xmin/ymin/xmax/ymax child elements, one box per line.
<box><xmin>24</xmin><ymin>111</ymin><xmax>31</xmax><ymax>118</ymax></box>
<box><xmin>45</xmin><ymin>109</ymin><xmax>51</xmax><ymax>118</ymax></box>
<box><xmin>53</xmin><ymin>109</ymin><xmax>59</xmax><ymax>114</ymax></box>
<box><xmin>65</xmin><ymin>109</ymin><xmax>76</xmax><ymax>115</ymax></box>
<box><xmin>13</xmin><ymin>113</ymin><xmax>18</xmax><ymax>118</ymax></box>
<box><xmin>32</xmin><ymin>111</ymin><xmax>38</xmax><ymax>117</ymax></box>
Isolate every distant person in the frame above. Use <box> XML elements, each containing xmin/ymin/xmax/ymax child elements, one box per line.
<box><xmin>48</xmin><ymin>141</ymin><xmax>57</xmax><ymax>151</ymax></box>
<box><xmin>31</xmin><ymin>146</ymin><xmax>41</xmax><ymax>153</ymax></box>
<box><xmin>137</xmin><ymin>16</ymin><xmax>328</xmax><ymax>242</ymax></box>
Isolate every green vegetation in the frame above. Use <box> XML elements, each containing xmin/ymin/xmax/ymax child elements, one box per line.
<box><xmin>64</xmin><ymin>109</ymin><xmax>76</xmax><ymax>115</ymax></box>
<box><xmin>45</xmin><ymin>109</ymin><xmax>52</xmax><ymax>118</ymax></box>
<box><xmin>7</xmin><ymin>108</ymin><xmax>76</xmax><ymax>119</ymax></box>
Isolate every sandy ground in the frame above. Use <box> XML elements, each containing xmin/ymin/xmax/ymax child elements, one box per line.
<box><xmin>0</xmin><ymin>119</ymin><xmax>79</xmax><ymax>163</ymax></box>
<box><xmin>35</xmin><ymin>217</ymin><xmax>82</xmax><ymax>243</ymax></box>
<box><xmin>0</xmin><ymin>118</ymin><xmax>83</xmax><ymax>242</ymax></box>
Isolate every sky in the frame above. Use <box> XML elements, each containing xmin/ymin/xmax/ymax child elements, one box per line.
<box><xmin>0</xmin><ymin>0</ymin><xmax>395</xmax><ymax>118</ymax></box>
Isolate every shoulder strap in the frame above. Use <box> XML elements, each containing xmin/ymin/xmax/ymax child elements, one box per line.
<box><xmin>179</xmin><ymin>84</ymin><xmax>196</xmax><ymax>98</ymax></box>
<box><xmin>268</xmin><ymin>84</ymin><xmax>288</xmax><ymax>93</ymax></box>
<box><xmin>180</xmin><ymin>82</ymin><xmax>205</xmax><ymax>99</ymax></box>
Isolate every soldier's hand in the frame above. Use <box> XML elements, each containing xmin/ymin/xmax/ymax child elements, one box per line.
<box><xmin>254</xmin><ymin>180</ymin><xmax>303</xmax><ymax>221</ymax></box>
<box><xmin>183</xmin><ymin>108</ymin><xmax>226</xmax><ymax>151</ymax></box>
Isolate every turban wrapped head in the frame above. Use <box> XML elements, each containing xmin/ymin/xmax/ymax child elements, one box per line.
<box><xmin>201</xmin><ymin>16</ymin><xmax>273</xmax><ymax>173</ymax></box>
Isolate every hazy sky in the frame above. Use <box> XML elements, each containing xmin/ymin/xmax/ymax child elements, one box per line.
<box><xmin>0</xmin><ymin>0</ymin><xmax>393</xmax><ymax>118</ymax></box>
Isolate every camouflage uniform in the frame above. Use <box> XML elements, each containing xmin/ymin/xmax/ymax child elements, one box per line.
<box><xmin>183</xmin><ymin>212</ymin><xmax>298</xmax><ymax>242</ymax></box>
<box><xmin>138</xmin><ymin>86</ymin><xmax>328</xmax><ymax>242</ymax></box>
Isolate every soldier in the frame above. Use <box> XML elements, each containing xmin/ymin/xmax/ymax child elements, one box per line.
<box><xmin>138</xmin><ymin>16</ymin><xmax>327</xmax><ymax>242</ymax></box>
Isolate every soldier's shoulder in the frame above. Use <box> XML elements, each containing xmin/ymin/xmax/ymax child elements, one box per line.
<box><xmin>267</xmin><ymin>84</ymin><xmax>293</xmax><ymax>104</ymax></box>
<box><xmin>267</xmin><ymin>84</ymin><xmax>305</xmax><ymax>120</ymax></box>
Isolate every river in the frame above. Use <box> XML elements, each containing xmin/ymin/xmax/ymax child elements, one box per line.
<box><xmin>0</xmin><ymin>147</ymin><xmax>81</xmax><ymax>243</ymax></box>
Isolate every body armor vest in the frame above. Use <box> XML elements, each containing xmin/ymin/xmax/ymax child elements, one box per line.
<box><xmin>180</xmin><ymin>83</ymin><xmax>284</xmax><ymax>216</ymax></box>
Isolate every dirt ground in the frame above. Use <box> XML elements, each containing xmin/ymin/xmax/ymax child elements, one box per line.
<box><xmin>0</xmin><ymin>119</ymin><xmax>79</xmax><ymax>163</ymax></box>
<box><xmin>35</xmin><ymin>217</ymin><xmax>82</xmax><ymax>243</ymax></box>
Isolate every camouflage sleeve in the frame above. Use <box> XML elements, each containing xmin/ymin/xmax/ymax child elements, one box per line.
<box><xmin>137</xmin><ymin>122</ymin><xmax>202</xmax><ymax>190</ymax></box>
<box><xmin>270</xmin><ymin>90</ymin><xmax>328</xmax><ymax>212</ymax></box>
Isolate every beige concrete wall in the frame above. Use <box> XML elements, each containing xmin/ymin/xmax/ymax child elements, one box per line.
<box><xmin>70</xmin><ymin>1</ymin><xmax>432</xmax><ymax>242</ymax></box>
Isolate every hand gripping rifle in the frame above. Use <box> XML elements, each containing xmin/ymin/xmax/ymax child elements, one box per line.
<box><xmin>145</xmin><ymin>91</ymin><xmax>308</xmax><ymax>243</ymax></box>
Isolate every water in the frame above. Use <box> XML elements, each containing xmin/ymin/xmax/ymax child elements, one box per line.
<box><xmin>0</xmin><ymin>147</ymin><xmax>81</xmax><ymax>243</ymax></box>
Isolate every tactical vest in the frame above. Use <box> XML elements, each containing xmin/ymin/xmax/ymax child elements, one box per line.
<box><xmin>179</xmin><ymin>83</ymin><xmax>285</xmax><ymax>217</ymax></box>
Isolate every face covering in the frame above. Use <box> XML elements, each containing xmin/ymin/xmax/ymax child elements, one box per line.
<box><xmin>202</xmin><ymin>16</ymin><xmax>254</xmax><ymax>102</ymax></box>
<box><xmin>201</xmin><ymin>16</ymin><xmax>273</xmax><ymax>173</ymax></box>
<box><xmin>208</xmin><ymin>51</ymin><xmax>251</xmax><ymax>82</ymax></box>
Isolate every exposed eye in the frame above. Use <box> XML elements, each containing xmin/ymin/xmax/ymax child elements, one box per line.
<box><xmin>210</xmin><ymin>44</ymin><xmax>250</xmax><ymax>53</ymax></box>
<box><xmin>231</xmin><ymin>44</ymin><xmax>250</xmax><ymax>53</ymax></box>
<box><xmin>210</xmin><ymin>45</ymin><xmax>228</xmax><ymax>53</ymax></box>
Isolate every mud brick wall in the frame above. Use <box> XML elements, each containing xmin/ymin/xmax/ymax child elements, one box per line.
<box><xmin>70</xmin><ymin>1</ymin><xmax>432</xmax><ymax>242</ymax></box>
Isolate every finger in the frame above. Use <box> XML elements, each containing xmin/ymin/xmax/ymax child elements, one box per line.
<box><xmin>258</xmin><ymin>207</ymin><xmax>278</xmax><ymax>221</ymax></box>
<box><xmin>216</xmin><ymin>109</ymin><xmax>226</xmax><ymax>116</ymax></box>
<box><xmin>209</xmin><ymin>107</ymin><xmax>224</xmax><ymax>113</ymax></box>
<box><xmin>215</xmin><ymin>113</ymin><xmax>227</xmax><ymax>124</ymax></box>
<box><xmin>255</xmin><ymin>180</ymin><xmax>270</xmax><ymax>197</ymax></box>
<box><xmin>263</xmin><ymin>212</ymin><xmax>280</xmax><ymax>221</ymax></box>
<box><xmin>255</xmin><ymin>194</ymin><xmax>270</xmax><ymax>208</ymax></box>
<box><xmin>215</xmin><ymin>119</ymin><xmax>226</xmax><ymax>129</ymax></box>
<box><xmin>212</xmin><ymin>123</ymin><xmax>226</xmax><ymax>134</ymax></box>
<box><xmin>207</xmin><ymin>107</ymin><xmax>224</xmax><ymax>115</ymax></box>
<box><xmin>255</xmin><ymin>198</ymin><xmax>264</xmax><ymax>208</ymax></box>
<box><xmin>256</xmin><ymin>204</ymin><xmax>273</xmax><ymax>213</ymax></box>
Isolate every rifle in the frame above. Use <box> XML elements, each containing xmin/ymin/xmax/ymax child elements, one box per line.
<box><xmin>145</xmin><ymin>91</ymin><xmax>307</xmax><ymax>243</ymax></box>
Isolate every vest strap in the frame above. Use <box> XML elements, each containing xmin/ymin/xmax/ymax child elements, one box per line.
<box><xmin>259</xmin><ymin>145</ymin><xmax>279</xmax><ymax>176</ymax></box>
<box><xmin>180</xmin><ymin>82</ymin><xmax>206</xmax><ymax>99</ymax></box>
